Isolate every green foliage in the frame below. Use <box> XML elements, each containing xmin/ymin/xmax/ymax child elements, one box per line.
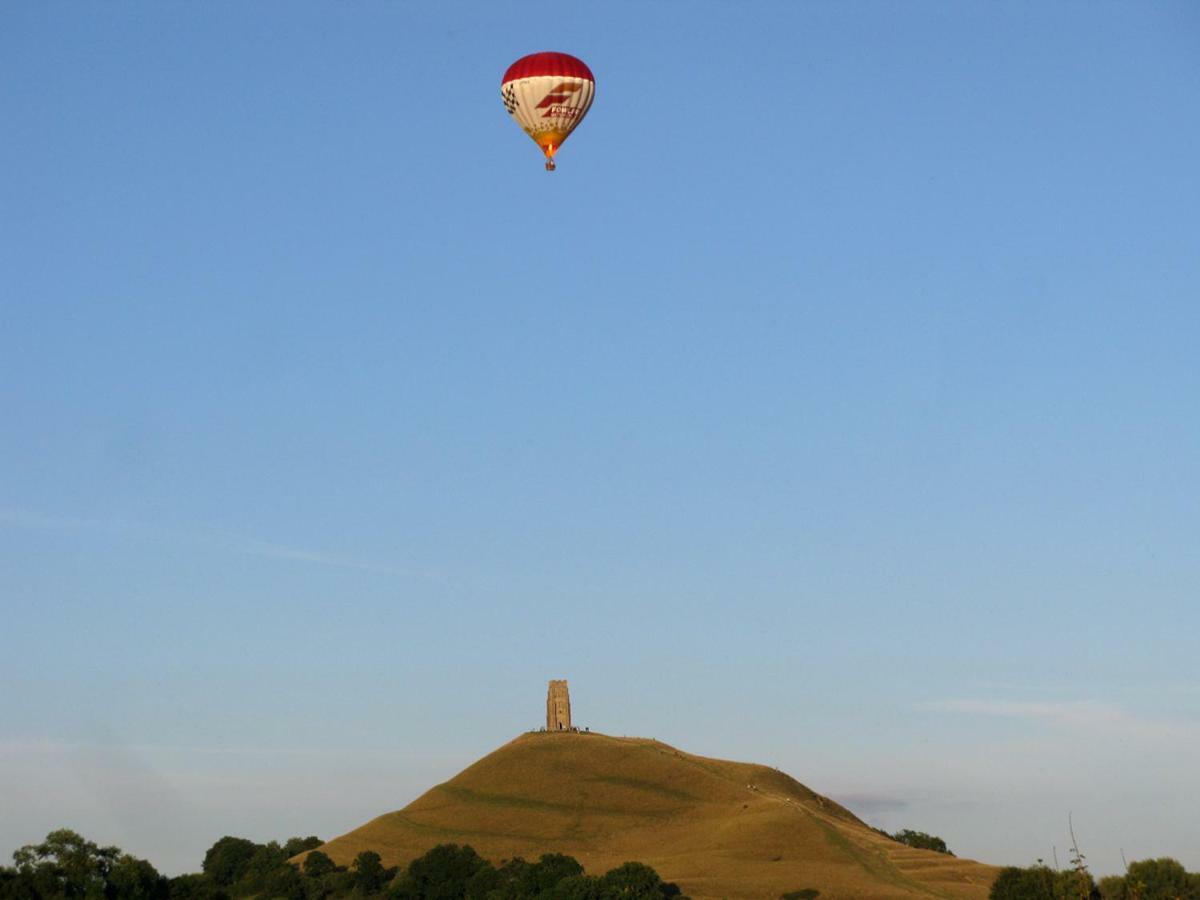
<box><xmin>239</xmin><ymin>843</ymin><xmax>290</xmax><ymax>895</ymax></box>
<box><xmin>1065</xmin><ymin>822</ymin><xmax>1098</xmax><ymax>900</ymax></box>
<box><xmin>260</xmin><ymin>863</ymin><xmax>305</xmax><ymax>900</ymax></box>
<box><xmin>530</xmin><ymin>854</ymin><xmax>586</xmax><ymax>894</ymax></box>
<box><xmin>990</xmin><ymin>817</ymin><xmax>1110</xmax><ymax>900</ymax></box>
<box><xmin>305</xmin><ymin>870</ymin><xmax>356</xmax><ymax>900</ymax></box>
<box><xmin>108</xmin><ymin>856</ymin><xmax>170</xmax><ymax>900</ymax></box>
<box><xmin>201</xmin><ymin>839</ymin><xmax>259</xmax><ymax>888</ymax></box>
<box><xmin>462</xmin><ymin>863</ymin><xmax>502</xmax><ymax>900</ymax></box>
<box><xmin>283</xmin><ymin>839</ymin><xmax>324</xmax><ymax>860</ymax></box>
<box><xmin>2</xmin><ymin>833</ymin><xmax>692</xmax><ymax>900</ymax></box>
<box><xmin>496</xmin><ymin>854</ymin><xmax>585</xmax><ymax>898</ymax></box>
<box><xmin>890</xmin><ymin>830</ymin><xmax>953</xmax><ymax>856</ymax></box>
<box><xmin>352</xmin><ymin>852</ymin><xmax>387</xmax><ymax>895</ymax></box>
<box><xmin>1097</xmin><ymin>858</ymin><xmax>1200</xmax><ymax>900</ymax></box>
<box><xmin>2</xmin><ymin>830</ymin><xmax>167</xmax><ymax>900</ymax></box>
<box><xmin>600</xmin><ymin>862</ymin><xmax>665</xmax><ymax>898</ymax></box>
<box><xmin>988</xmin><ymin>864</ymin><xmax>1100</xmax><ymax>900</ymax></box>
<box><xmin>302</xmin><ymin>852</ymin><xmax>337</xmax><ymax>880</ymax></box>
<box><xmin>391</xmin><ymin>844</ymin><xmax>490</xmax><ymax>899</ymax></box>
<box><xmin>165</xmin><ymin>874</ymin><xmax>228</xmax><ymax>900</ymax></box>
<box><xmin>12</xmin><ymin>828</ymin><xmax>122</xmax><ymax>898</ymax></box>
<box><xmin>1127</xmin><ymin>857</ymin><xmax>1198</xmax><ymax>900</ymax></box>
<box><xmin>198</xmin><ymin>835</ymin><xmax>338</xmax><ymax>898</ymax></box>
<box><xmin>387</xmin><ymin>846</ymin><xmax>685</xmax><ymax>900</ymax></box>
<box><xmin>990</xmin><ymin>865</ymin><xmax>1059</xmax><ymax>900</ymax></box>
<box><xmin>545</xmin><ymin>875</ymin><xmax>608</xmax><ymax>900</ymax></box>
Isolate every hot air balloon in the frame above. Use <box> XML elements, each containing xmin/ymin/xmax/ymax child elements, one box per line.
<box><xmin>501</xmin><ymin>52</ymin><xmax>594</xmax><ymax>171</ymax></box>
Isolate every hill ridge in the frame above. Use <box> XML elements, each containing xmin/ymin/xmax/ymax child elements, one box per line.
<box><xmin>304</xmin><ymin>731</ymin><xmax>998</xmax><ymax>900</ymax></box>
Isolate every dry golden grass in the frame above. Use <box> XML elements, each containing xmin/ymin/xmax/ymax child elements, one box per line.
<box><xmin>303</xmin><ymin>732</ymin><xmax>999</xmax><ymax>900</ymax></box>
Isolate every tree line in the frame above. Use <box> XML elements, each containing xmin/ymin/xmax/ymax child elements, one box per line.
<box><xmin>6</xmin><ymin>827</ymin><xmax>1198</xmax><ymax>900</ymax></box>
<box><xmin>878</xmin><ymin>825</ymin><xmax>1200</xmax><ymax>899</ymax></box>
<box><xmin>0</xmin><ymin>830</ymin><xmax>687</xmax><ymax>900</ymax></box>
<box><xmin>989</xmin><ymin>858</ymin><xmax>1200</xmax><ymax>900</ymax></box>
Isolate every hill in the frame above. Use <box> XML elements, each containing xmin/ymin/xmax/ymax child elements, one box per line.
<box><xmin>302</xmin><ymin>732</ymin><xmax>999</xmax><ymax>900</ymax></box>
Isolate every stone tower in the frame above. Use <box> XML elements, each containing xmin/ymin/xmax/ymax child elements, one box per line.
<box><xmin>546</xmin><ymin>679</ymin><xmax>571</xmax><ymax>731</ymax></box>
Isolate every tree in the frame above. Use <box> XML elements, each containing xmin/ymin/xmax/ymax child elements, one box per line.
<box><xmin>891</xmin><ymin>830</ymin><xmax>952</xmax><ymax>856</ymax></box>
<box><xmin>352</xmin><ymin>852</ymin><xmax>386</xmax><ymax>895</ymax></box>
<box><xmin>13</xmin><ymin>828</ymin><xmax>121</xmax><ymax>898</ymax></box>
<box><xmin>283</xmin><ymin>840</ymin><xmax>324</xmax><ymax>861</ymax></box>
<box><xmin>201</xmin><ymin>839</ymin><xmax>260</xmax><ymax>888</ymax></box>
<box><xmin>302</xmin><ymin>853</ymin><xmax>336</xmax><ymax>880</ymax></box>
<box><xmin>601</xmin><ymin>862</ymin><xmax>665</xmax><ymax>899</ymax></box>
<box><xmin>491</xmin><ymin>857</ymin><xmax>530</xmax><ymax>896</ymax></box>
<box><xmin>988</xmin><ymin>864</ymin><xmax>1100</xmax><ymax>900</ymax></box>
<box><xmin>392</xmin><ymin>845</ymin><xmax>491</xmax><ymax>900</ymax></box>
<box><xmin>990</xmin><ymin>865</ymin><xmax>1058</xmax><ymax>900</ymax></box>
<box><xmin>260</xmin><ymin>864</ymin><xmax>305</xmax><ymax>900</ymax></box>
<box><xmin>107</xmin><ymin>855</ymin><xmax>169</xmax><ymax>900</ymax></box>
<box><xmin>7</xmin><ymin>830</ymin><xmax>170</xmax><ymax>900</ymax></box>
<box><xmin>240</xmin><ymin>842</ymin><xmax>289</xmax><ymax>894</ymax></box>
<box><xmin>0</xmin><ymin>866</ymin><xmax>42</xmax><ymax>900</ymax></box>
<box><xmin>462</xmin><ymin>864</ymin><xmax>501</xmax><ymax>899</ymax></box>
<box><xmin>509</xmin><ymin>854</ymin><xmax>584</xmax><ymax>896</ymax></box>
<box><xmin>1123</xmin><ymin>858</ymin><xmax>1200</xmax><ymax>900</ymax></box>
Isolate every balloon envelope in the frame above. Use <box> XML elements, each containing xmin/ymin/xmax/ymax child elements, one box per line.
<box><xmin>501</xmin><ymin>52</ymin><xmax>595</xmax><ymax>170</ymax></box>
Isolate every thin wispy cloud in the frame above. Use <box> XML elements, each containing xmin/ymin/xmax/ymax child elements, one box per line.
<box><xmin>919</xmin><ymin>699</ymin><xmax>1121</xmax><ymax>724</ymax></box>
<box><xmin>917</xmin><ymin>698</ymin><xmax>1200</xmax><ymax>741</ymax></box>
<box><xmin>0</xmin><ymin>505</ymin><xmax>444</xmax><ymax>583</ymax></box>
<box><xmin>0</xmin><ymin>736</ymin><xmax>405</xmax><ymax>760</ymax></box>
<box><xmin>237</xmin><ymin>540</ymin><xmax>441</xmax><ymax>580</ymax></box>
<box><xmin>0</xmin><ymin>507</ymin><xmax>112</xmax><ymax>532</ymax></box>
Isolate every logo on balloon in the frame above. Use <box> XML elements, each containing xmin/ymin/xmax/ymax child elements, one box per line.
<box><xmin>536</xmin><ymin>82</ymin><xmax>584</xmax><ymax>119</ymax></box>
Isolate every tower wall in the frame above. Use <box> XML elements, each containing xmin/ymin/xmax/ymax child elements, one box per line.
<box><xmin>546</xmin><ymin>679</ymin><xmax>571</xmax><ymax>731</ymax></box>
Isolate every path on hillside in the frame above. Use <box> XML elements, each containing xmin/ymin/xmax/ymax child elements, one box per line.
<box><xmin>745</xmin><ymin>779</ymin><xmax>992</xmax><ymax>900</ymax></box>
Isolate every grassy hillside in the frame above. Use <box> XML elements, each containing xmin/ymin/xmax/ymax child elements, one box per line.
<box><xmin>303</xmin><ymin>732</ymin><xmax>999</xmax><ymax>900</ymax></box>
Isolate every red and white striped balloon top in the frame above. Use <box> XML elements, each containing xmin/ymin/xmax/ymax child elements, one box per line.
<box><xmin>501</xmin><ymin>52</ymin><xmax>595</xmax><ymax>171</ymax></box>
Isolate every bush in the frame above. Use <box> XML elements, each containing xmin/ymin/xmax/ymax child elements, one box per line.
<box><xmin>167</xmin><ymin>874</ymin><xmax>229</xmax><ymax>900</ymax></box>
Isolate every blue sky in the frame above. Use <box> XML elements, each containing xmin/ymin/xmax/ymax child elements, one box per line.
<box><xmin>2</xmin><ymin>0</ymin><xmax>1198</xmax><ymax>878</ymax></box>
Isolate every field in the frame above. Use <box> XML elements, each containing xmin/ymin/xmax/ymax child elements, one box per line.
<box><xmin>302</xmin><ymin>732</ymin><xmax>1000</xmax><ymax>899</ymax></box>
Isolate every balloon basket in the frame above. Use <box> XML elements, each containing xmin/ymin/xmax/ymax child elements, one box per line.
<box><xmin>545</xmin><ymin>158</ymin><xmax>556</xmax><ymax>172</ymax></box>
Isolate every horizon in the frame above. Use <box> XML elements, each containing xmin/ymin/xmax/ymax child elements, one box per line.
<box><xmin>3</xmin><ymin>0</ymin><xmax>1198</xmax><ymax>882</ymax></box>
